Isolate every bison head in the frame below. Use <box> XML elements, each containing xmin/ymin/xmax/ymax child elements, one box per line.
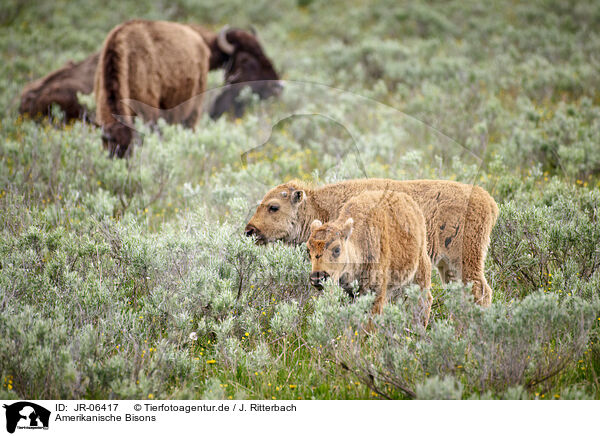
<box><xmin>245</xmin><ymin>183</ymin><xmax>307</xmax><ymax>245</ymax></box>
<box><xmin>307</xmin><ymin>218</ymin><xmax>355</xmax><ymax>291</ymax></box>
<box><xmin>101</xmin><ymin>123</ymin><xmax>133</xmax><ymax>159</ymax></box>
<box><xmin>209</xmin><ymin>26</ymin><xmax>282</xmax><ymax>119</ymax></box>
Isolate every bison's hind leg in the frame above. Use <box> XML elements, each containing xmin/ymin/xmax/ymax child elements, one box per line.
<box><xmin>460</xmin><ymin>189</ymin><xmax>497</xmax><ymax>307</ymax></box>
<box><xmin>415</xmin><ymin>250</ymin><xmax>433</xmax><ymax>328</ymax></box>
<box><xmin>462</xmin><ymin>226</ymin><xmax>494</xmax><ymax>307</ymax></box>
<box><xmin>469</xmin><ymin>277</ymin><xmax>492</xmax><ymax>307</ymax></box>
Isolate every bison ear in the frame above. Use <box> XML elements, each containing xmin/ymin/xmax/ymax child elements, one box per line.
<box><xmin>310</xmin><ymin>219</ymin><xmax>322</xmax><ymax>233</ymax></box>
<box><xmin>291</xmin><ymin>190</ymin><xmax>305</xmax><ymax>205</ymax></box>
<box><xmin>342</xmin><ymin>218</ymin><xmax>353</xmax><ymax>240</ymax></box>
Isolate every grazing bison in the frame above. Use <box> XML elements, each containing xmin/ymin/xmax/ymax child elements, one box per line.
<box><xmin>308</xmin><ymin>190</ymin><xmax>433</xmax><ymax>326</ymax></box>
<box><xmin>204</xmin><ymin>26</ymin><xmax>283</xmax><ymax>119</ymax></box>
<box><xmin>19</xmin><ymin>52</ymin><xmax>99</xmax><ymax>122</ymax></box>
<box><xmin>94</xmin><ymin>20</ymin><xmax>211</xmax><ymax>158</ymax></box>
<box><xmin>245</xmin><ymin>178</ymin><xmax>499</xmax><ymax>306</ymax></box>
<box><xmin>95</xmin><ymin>20</ymin><xmax>281</xmax><ymax>157</ymax></box>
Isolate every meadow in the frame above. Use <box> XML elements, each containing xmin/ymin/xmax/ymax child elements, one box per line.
<box><xmin>1</xmin><ymin>0</ymin><xmax>599</xmax><ymax>400</ymax></box>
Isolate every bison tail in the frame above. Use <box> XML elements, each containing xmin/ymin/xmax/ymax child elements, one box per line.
<box><xmin>99</xmin><ymin>26</ymin><xmax>131</xmax><ymax>125</ymax></box>
<box><xmin>98</xmin><ymin>27</ymin><xmax>133</xmax><ymax>158</ymax></box>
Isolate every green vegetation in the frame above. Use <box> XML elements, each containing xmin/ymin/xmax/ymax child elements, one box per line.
<box><xmin>1</xmin><ymin>0</ymin><xmax>600</xmax><ymax>400</ymax></box>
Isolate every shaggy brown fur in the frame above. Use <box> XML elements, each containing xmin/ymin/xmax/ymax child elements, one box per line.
<box><xmin>19</xmin><ymin>52</ymin><xmax>99</xmax><ymax>122</ymax></box>
<box><xmin>246</xmin><ymin>178</ymin><xmax>499</xmax><ymax>306</ymax></box>
<box><xmin>307</xmin><ymin>190</ymin><xmax>433</xmax><ymax>326</ymax></box>
<box><xmin>94</xmin><ymin>20</ymin><xmax>211</xmax><ymax>157</ymax></box>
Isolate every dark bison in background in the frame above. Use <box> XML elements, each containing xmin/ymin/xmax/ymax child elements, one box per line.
<box><xmin>19</xmin><ymin>52</ymin><xmax>99</xmax><ymax>122</ymax></box>
<box><xmin>207</xmin><ymin>25</ymin><xmax>283</xmax><ymax>119</ymax></box>
<box><xmin>95</xmin><ymin>20</ymin><xmax>282</xmax><ymax>158</ymax></box>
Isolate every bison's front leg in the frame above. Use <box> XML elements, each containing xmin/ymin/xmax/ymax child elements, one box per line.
<box><xmin>363</xmin><ymin>269</ymin><xmax>388</xmax><ymax>334</ymax></box>
<box><xmin>370</xmin><ymin>270</ymin><xmax>389</xmax><ymax>316</ymax></box>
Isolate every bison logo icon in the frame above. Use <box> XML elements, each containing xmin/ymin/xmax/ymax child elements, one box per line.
<box><xmin>2</xmin><ymin>402</ymin><xmax>50</xmax><ymax>434</ymax></box>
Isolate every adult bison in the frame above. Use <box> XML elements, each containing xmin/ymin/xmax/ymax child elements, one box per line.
<box><xmin>245</xmin><ymin>179</ymin><xmax>499</xmax><ymax>307</ymax></box>
<box><xmin>204</xmin><ymin>25</ymin><xmax>283</xmax><ymax>119</ymax></box>
<box><xmin>19</xmin><ymin>52</ymin><xmax>99</xmax><ymax>122</ymax></box>
<box><xmin>94</xmin><ymin>20</ymin><xmax>281</xmax><ymax>158</ymax></box>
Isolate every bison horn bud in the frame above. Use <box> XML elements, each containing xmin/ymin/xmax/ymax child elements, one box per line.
<box><xmin>310</xmin><ymin>219</ymin><xmax>322</xmax><ymax>233</ymax></box>
<box><xmin>342</xmin><ymin>218</ymin><xmax>353</xmax><ymax>240</ymax></box>
<box><xmin>218</xmin><ymin>25</ymin><xmax>235</xmax><ymax>55</ymax></box>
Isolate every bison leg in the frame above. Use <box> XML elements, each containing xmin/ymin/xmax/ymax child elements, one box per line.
<box><xmin>465</xmin><ymin>273</ymin><xmax>492</xmax><ymax>307</ymax></box>
<box><xmin>370</xmin><ymin>271</ymin><xmax>388</xmax><ymax>316</ymax></box>
<box><xmin>182</xmin><ymin>107</ymin><xmax>201</xmax><ymax>128</ymax></box>
<box><xmin>461</xmin><ymin>202</ymin><xmax>495</xmax><ymax>307</ymax></box>
<box><xmin>209</xmin><ymin>87</ymin><xmax>238</xmax><ymax>119</ymax></box>
<box><xmin>445</xmin><ymin>257</ymin><xmax>491</xmax><ymax>307</ymax></box>
<box><xmin>364</xmin><ymin>272</ymin><xmax>388</xmax><ymax>333</ymax></box>
<box><xmin>415</xmin><ymin>250</ymin><xmax>433</xmax><ymax>328</ymax></box>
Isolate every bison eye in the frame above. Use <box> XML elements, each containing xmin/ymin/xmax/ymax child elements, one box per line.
<box><xmin>268</xmin><ymin>204</ymin><xmax>280</xmax><ymax>213</ymax></box>
<box><xmin>332</xmin><ymin>246</ymin><xmax>341</xmax><ymax>258</ymax></box>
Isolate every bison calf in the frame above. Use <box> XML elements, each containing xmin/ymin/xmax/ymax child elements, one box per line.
<box><xmin>307</xmin><ymin>190</ymin><xmax>433</xmax><ymax>327</ymax></box>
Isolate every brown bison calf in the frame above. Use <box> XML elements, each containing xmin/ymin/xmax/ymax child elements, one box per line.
<box><xmin>19</xmin><ymin>52</ymin><xmax>99</xmax><ymax>122</ymax></box>
<box><xmin>95</xmin><ymin>20</ymin><xmax>281</xmax><ymax>158</ymax></box>
<box><xmin>307</xmin><ymin>190</ymin><xmax>433</xmax><ymax>326</ymax></box>
<box><xmin>246</xmin><ymin>178</ymin><xmax>499</xmax><ymax>306</ymax></box>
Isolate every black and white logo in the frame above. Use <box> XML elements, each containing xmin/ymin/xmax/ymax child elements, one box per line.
<box><xmin>3</xmin><ymin>402</ymin><xmax>50</xmax><ymax>434</ymax></box>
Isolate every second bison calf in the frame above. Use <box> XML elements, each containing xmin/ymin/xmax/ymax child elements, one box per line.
<box><xmin>307</xmin><ymin>190</ymin><xmax>433</xmax><ymax>327</ymax></box>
